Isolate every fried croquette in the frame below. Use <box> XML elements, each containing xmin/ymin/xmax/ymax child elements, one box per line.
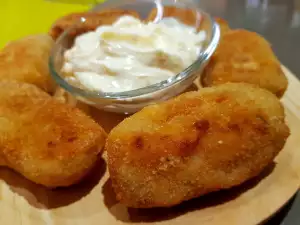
<box><xmin>0</xmin><ymin>81</ymin><xmax>106</xmax><ymax>187</ymax></box>
<box><xmin>202</xmin><ymin>29</ymin><xmax>288</xmax><ymax>97</ymax></box>
<box><xmin>106</xmin><ymin>83</ymin><xmax>289</xmax><ymax>208</ymax></box>
<box><xmin>0</xmin><ymin>34</ymin><xmax>55</xmax><ymax>93</ymax></box>
<box><xmin>49</xmin><ymin>9</ymin><xmax>140</xmax><ymax>40</ymax></box>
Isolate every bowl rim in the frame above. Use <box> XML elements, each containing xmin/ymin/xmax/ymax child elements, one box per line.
<box><xmin>49</xmin><ymin>2</ymin><xmax>220</xmax><ymax>100</ymax></box>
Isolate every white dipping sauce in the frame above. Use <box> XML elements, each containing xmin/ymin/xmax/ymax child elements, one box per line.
<box><xmin>62</xmin><ymin>15</ymin><xmax>206</xmax><ymax>92</ymax></box>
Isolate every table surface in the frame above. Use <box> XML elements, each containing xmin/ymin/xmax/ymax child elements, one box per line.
<box><xmin>196</xmin><ymin>0</ymin><xmax>300</xmax><ymax>224</ymax></box>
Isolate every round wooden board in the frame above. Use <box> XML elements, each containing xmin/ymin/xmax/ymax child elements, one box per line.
<box><xmin>0</xmin><ymin>66</ymin><xmax>299</xmax><ymax>225</ymax></box>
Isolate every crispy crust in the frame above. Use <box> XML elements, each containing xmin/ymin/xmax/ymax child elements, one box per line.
<box><xmin>49</xmin><ymin>9</ymin><xmax>140</xmax><ymax>40</ymax></box>
<box><xmin>0</xmin><ymin>34</ymin><xmax>55</xmax><ymax>93</ymax></box>
<box><xmin>202</xmin><ymin>29</ymin><xmax>288</xmax><ymax>97</ymax></box>
<box><xmin>106</xmin><ymin>83</ymin><xmax>289</xmax><ymax>208</ymax></box>
<box><xmin>0</xmin><ymin>81</ymin><xmax>106</xmax><ymax>187</ymax></box>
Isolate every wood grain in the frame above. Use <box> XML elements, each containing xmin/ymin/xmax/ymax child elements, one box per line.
<box><xmin>0</xmin><ymin>66</ymin><xmax>299</xmax><ymax>225</ymax></box>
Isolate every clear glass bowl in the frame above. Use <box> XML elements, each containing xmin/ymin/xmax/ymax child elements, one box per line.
<box><xmin>49</xmin><ymin>0</ymin><xmax>220</xmax><ymax>114</ymax></box>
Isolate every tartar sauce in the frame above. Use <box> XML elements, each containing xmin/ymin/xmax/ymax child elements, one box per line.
<box><xmin>62</xmin><ymin>15</ymin><xmax>206</xmax><ymax>92</ymax></box>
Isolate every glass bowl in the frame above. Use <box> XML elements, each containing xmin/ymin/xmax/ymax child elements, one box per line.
<box><xmin>49</xmin><ymin>0</ymin><xmax>220</xmax><ymax>114</ymax></box>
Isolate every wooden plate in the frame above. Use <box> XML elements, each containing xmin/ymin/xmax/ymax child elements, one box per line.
<box><xmin>0</xmin><ymin>66</ymin><xmax>299</xmax><ymax>225</ymax></box>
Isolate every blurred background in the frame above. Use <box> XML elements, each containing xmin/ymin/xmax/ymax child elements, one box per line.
<box><xmin>1</xmin><ymin>0</ymin><xmax>300</xmax><ymax>48</ymax></box>
<box><xmin>0</xmin><ymin>0</ymin><xmax>102</xmax><ymax>47</ymax></box>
